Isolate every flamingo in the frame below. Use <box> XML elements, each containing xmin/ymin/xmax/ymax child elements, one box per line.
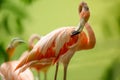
<box><xmin>0</xmin><ymin>38</ymin><xmax>34</xmax><ymax>80</ymax></box>
<box><xmin>20</xmin><ymin>34</ymin><xmax>52</xmax><ymax>80</ymax></box>
<box><xmin>54</xmin><ymin>2</ymin><xmax>92</xmax><ymax>80</ymax></box>
<box><xmin>19</xmin><ymin>34</ymin><xmax>41</xmax><ymax>60</ymax></box>
<box><xmin>19</xmin><ymin>34</ymin><xmax>51</xmax><ymax>80</ymax></box>
<box><xmin>0</xmin><ymin>61</ymin><xmax>34</xmax><ymax>80</ymax></box>
<box><xmin>19</xmin><ymin>34</ymin><xmax>44</xmax><ymax>80</ymax></box>
<box><xmin>15</xmin><ymin>1</ymin><xmax>96</xmax><ymax>80</ymax></box>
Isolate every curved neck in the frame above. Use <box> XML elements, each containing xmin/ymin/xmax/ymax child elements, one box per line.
<box><xmin>85</xmin><ymin>23</ymin><xmax>96</xmax><ymax>49</ymax></box>
<box><xmin>28</xmin><ymin>34</ymin><xmax>40</xmax><ymax>51</ymax></box>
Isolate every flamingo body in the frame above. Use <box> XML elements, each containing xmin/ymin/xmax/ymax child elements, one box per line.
<box><xmin>15</xmin><ymin>2</ymin><xmax>96</xmax><ymax>80</ymax></box>
<box><xmin>16</xmin><ymin>25</ymin><xmax>92</xmax><ymax>70</ymax></box>
<box><xmin>0</xmin><ymin>38</ymin><xmax>34</xmax><ymax>80</ymax></box>
<box><xmin>0</xmin><ymin>61</ymin><xmax>34</xmax><ymax>80</ymax></box>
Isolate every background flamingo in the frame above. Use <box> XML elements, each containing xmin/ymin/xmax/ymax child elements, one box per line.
<box><xmin>19</xmin><ymin>34</ymin><xmax>53</xmax><ymax>80</ymax></box>
<box><xmin>0</xmin><ymin>61</ymin><xmax>34</xmax><ymax>80</ymax></box>
<box><xmin>19</xmin><ymin>34</ymin><xmax>41</xmax><ymax>61</ymax></box>
<box><xmin>19</xmin><ymin>34</ymin><xmax>52</xmax><ymax>80</ymax></box>
<box><xmin>15</xmin><ymin>1</ymin><xmax>96</xmax><ymax>80</ymax></box>
<box><xmin>0</xmin><ymin>38</ymin><xmax>34</xmax><ymax>80</ymax></box>
<box><xmin>19</xmin><ymin>34</ymin><xmax>44</xmax><ymax>80</ymax></box>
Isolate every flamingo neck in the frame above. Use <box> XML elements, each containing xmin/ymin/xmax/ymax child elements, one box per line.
<box><xmin>84</xmin><ymin>23</ymin><xmax>96</xmax><ymax>49</ymax></box>
<box><xmin>28</xmin><ymin>34</ymin><xmax>40</xmax><ymax>50</ymax></box>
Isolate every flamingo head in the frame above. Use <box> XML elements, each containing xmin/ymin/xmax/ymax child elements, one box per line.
<box><xmin>72</xmin><ymin>1</ymin><xmax>90</xmax><ymax>36</ymax></box>
<box><xmin>6</xmin><ymin>38</ymin><xmax>25</xmax><ymax>59</ymax></box>
<box><xmin>78</xmin><ymin>1</ymin><xmax>87</xmax><ymax>13</ymax></box>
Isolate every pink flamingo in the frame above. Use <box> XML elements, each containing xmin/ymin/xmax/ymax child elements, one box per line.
<box><xmin>19</xmin><ymin>34</ymin><xmax>43</xmax><ymax>80</ymax></box>
<box><xmin>54</xmin><ymin>2</ymin><xmax>93</xmax><ymax>80</ymax></box>
<box><xmin>15</xmin><ymin>1</ymin><xmax>96</xmax><ymax>80</ymax></box>
<box><xmin>0</xmin><ymin>38</ymin><xmax>34</xmax><ymax>80</ymax></box>
<box><xmin>19</xmin><ymin>34</ymin><xmax>51</xmax><ymax>80</ymax></box>
<box><xmin>0</xmin><ymin>61</ymin><xmax>34</xmax><ymax>80</ymax></box>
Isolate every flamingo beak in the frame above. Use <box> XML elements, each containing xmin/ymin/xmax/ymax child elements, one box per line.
<box><xmin>71</xmin><ymin>18</ymin><xmax>86</xmax><ymax>36</ymax></box>
<box><xmin>7</xmin><ymin>38</ymin><xmax>25</xmax><ymax>51</ymax></box>
<box><xmin>71</xmin><ymin>2</ymin><xmax>90</xmax><ymax>36</ymax></box>
<box><xmin>11</xmin><ymin>38</ymin><xmax>25</xmax><ymax>48</ymax></box>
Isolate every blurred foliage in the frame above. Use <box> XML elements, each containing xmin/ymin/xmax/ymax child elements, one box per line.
<box><xmin>0</xmin><ymin>43</ymin><xmax>8</xmax><ymax>63</ymax></box>
<box><xmin>0</xmin><ymin>0</ymin><xmax>27</xmax><ymax>34</ymax></box>
<box><xmin>0</xmin><ymin>0</ymin><xmax>35</xmax><ymax>64</ymax></box>
<box><xmin>102</xmin><ymin>20</ymin><xmax>112</xmax><ymax>38</ymax></box>
<box><xmin>100</xmin><ymin>3</ymin><xmax>120</xmax><ymax>80</ymax></box>
<box><xmin>102</xmin><ymin>56</ymin><xmax>120</xmax><ymax>80</ymax></box>
<box><xmin>21</xmin><ymin>0</ymin><xmax>36</xmax><ymax>5</ymax></box>
<box><xmin>116</xmin><ymin>16</ymin><xmax>120</xmax><ymax>34</ymax></box>
<box><xmin>16</xmin><ymin>18</ymin><xmax>24</xmax><ymax>34</ymax></box>
<box><xmin>101</xmin><ymin>1</ymin><xmax>120</xmax><ymax>38</ymax></box>
<box><xmin>2</xmin><ymin>15</ymin><xmax>11</xmax><ymax>34</ymax></box>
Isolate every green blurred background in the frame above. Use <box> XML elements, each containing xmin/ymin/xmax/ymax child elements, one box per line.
<box><xmin>0</xmin><ymin>0</ymin><xmax>120</xmax><ymax>80</ymax></box>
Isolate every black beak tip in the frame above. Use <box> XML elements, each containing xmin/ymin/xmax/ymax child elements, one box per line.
<box><xmin>71</xmin><ymin>31</ymin><xmax>80</xmax><ymax>36</ymax></box>
<box><xmin>19</xmin><ymin>41</ymin><xmax>25</xmax><ymax>43</ymax></box>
